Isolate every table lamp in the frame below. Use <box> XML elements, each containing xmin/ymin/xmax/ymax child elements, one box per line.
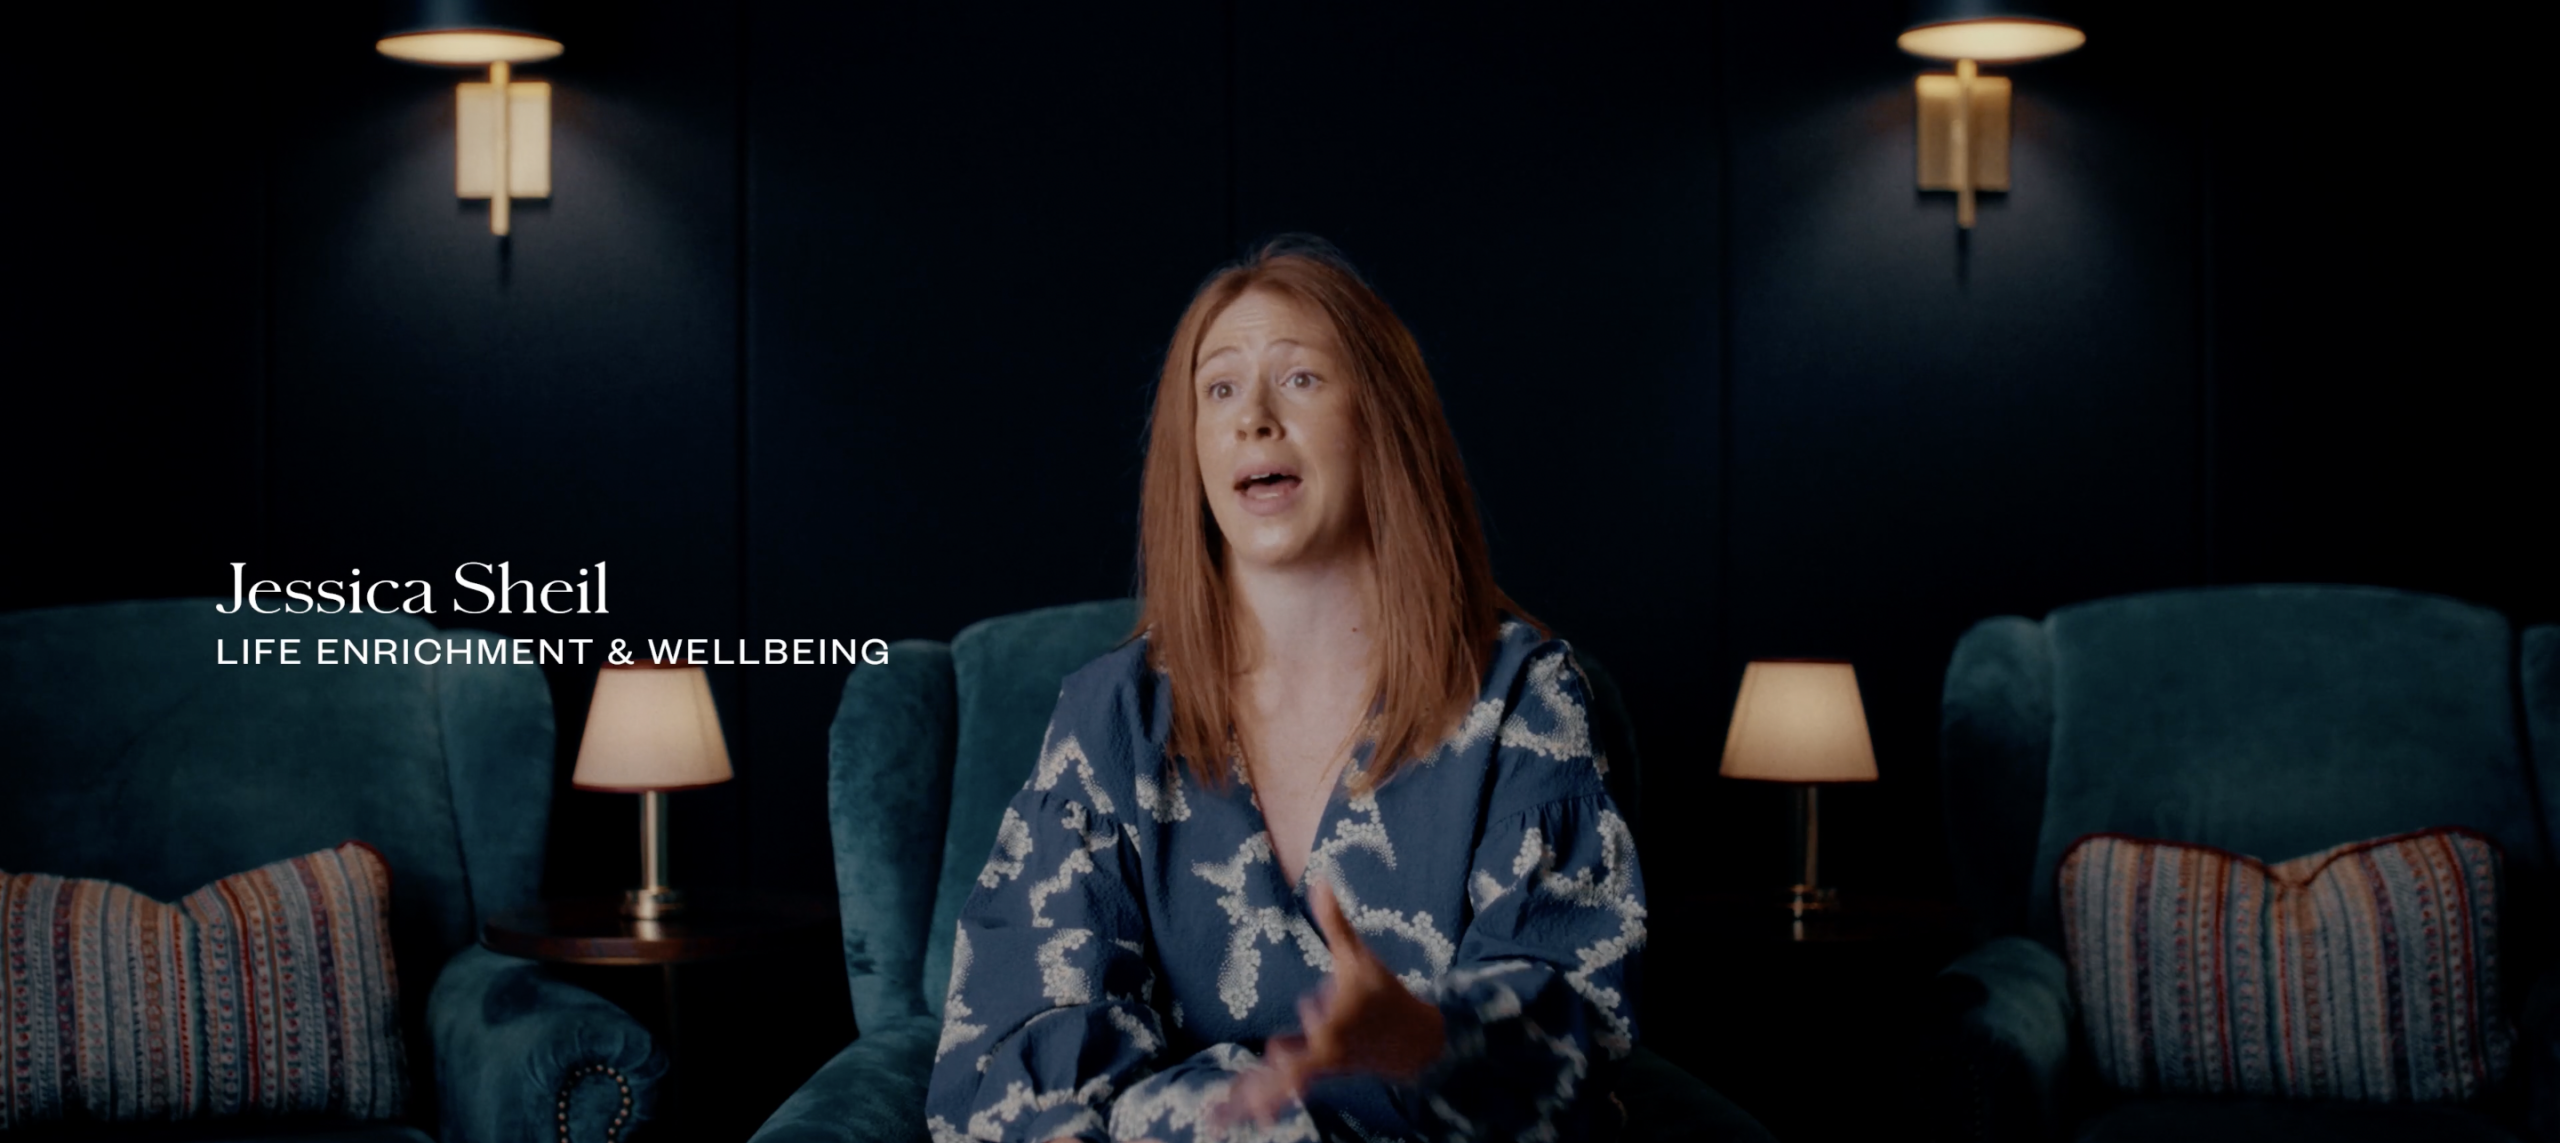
<box><xmin>1719</xmin><ymin>660</ymin><xmax>1879</xmax><ymax>925</ymax></box>
<box><xmin>573</xmin><ymin>663</ymin><xmax>733</xmax><ymax>920</ymax></box>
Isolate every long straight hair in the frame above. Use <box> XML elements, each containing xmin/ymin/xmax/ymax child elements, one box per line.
<box><xmin>1136</xmin><ymin>237</ymin><xmax>1537</xmax><ymax>793</ymax></box>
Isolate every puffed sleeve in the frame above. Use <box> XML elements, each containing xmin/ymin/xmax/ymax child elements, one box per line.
<box><xmin>926</xmin><ymin>720</ymin><xmax>1168</xmax><ymax>1143</ymax></box>
<box><xmin>1411</xmin><ymin>648</ymin><xmax>1647</xmax><ymax>1142</ymax></box>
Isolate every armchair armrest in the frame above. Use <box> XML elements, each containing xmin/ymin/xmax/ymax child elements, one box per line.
<box><xmin>430</xmin><ymin>944</ymin><xmax>669</xmax><ymax>1143</ymax></box>
<box><xmin>2525</xmin><ymin>962</ymin><xmax>2560</xmax><ymax>1143</ymax></box>
<box><xmin>749</xmin><ymin>1016</ymin><xmax>939</xmax><ymax>1143</ymax></box>
<box><xmin>1934</xmin><ymin>936</ymin><xmax>2077</xmax><ymax>1143</ymax></box>
<box><xmin>1617</xmin><ymin>1045</ymin><xmax>1777</xmax><ymax>1143</ymax></box>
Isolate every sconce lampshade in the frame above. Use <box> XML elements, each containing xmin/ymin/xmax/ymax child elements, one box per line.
<box><xmin>377</xmin><ymin>0</ymin><xmax>562</xmax><ymax>65</ymax></box>
<box><xmin>1898</xmin><ymin>0</ymin><xmax>2085</xmax><ymax>64</ymax></box>
<box><xmin>572</xmin><ymin>664</ymin><xmax>734</xmax><ymax>792</ymax></box>
<box><xmin>1719</xmin><ymin>660</ymin><xmax>1880</xmax><ymax>783</ymax></box>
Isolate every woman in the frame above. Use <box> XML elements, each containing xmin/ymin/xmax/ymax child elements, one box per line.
<box><xmin>925</xmin><ymin>238</ymin><xmax>1646</xmax><ymax>1143</ymax></box>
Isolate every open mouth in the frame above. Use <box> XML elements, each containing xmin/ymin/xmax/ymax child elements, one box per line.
<box><xmin>1234</xmin><ymin>470</ymin><xmax>1302</xmax><ymax>501</ymax></box>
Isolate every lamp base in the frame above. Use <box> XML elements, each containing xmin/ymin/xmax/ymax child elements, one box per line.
<box><xmin>1788</xmin><ymin>884</ymin><xmax>1845</xmax><ymax>943</ymax></box>
<box><xmin>1788</xmin><ymin>883</ymin><xmax>1841</xmax><ymax>919</ymax></box>
<box><xmin>624</xmin><ymin>791</ymin><xmax>682</xmax><ymax>920</ymax></box>
<box><xmin>621</xmin><ymin>886</ymin><xmax>686</xmax><ymax>920</ymax></box>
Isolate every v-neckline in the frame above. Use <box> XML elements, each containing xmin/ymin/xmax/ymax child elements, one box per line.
<box><xmin>1237</xmin><ymin>744</ymin><xmax>1356</xmax><ymax>901</ymax></box>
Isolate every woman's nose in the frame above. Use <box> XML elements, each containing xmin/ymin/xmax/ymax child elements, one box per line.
<box><xmin>1236</xmin><ymin>382</ymin><xmax>1280</xmax><ymax>438</ymax></box>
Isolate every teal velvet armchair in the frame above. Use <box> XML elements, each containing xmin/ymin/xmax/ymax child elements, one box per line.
<box><xmin>0</xmin><ymin>600</ymin><xmax>666</xmax><ymax>1143</ymax></box>
<box><xmin>1933</xmin><ymin>586</ymin><xmax>2560</xmax><ymax>1143</ymax></box>
<box><xmin>752</xmin><ymin>599</ymin><xmax>1772</xmax><ymax>1143</ymax></box>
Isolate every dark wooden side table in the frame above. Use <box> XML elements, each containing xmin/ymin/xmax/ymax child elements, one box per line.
<box><xmin>486</xmin><ymin>893</ymin><xmax>837</xmax><ymax>962</ymax></box>
<box><xmin>1646</xmin><ymin>891</ymin><xmax>1970</xmax><ymax>1143</ymax></box>
<box><xmin>484</xmin><ymin>893</ymin><xmax>840</xmax><ymax>1139</ymax></box>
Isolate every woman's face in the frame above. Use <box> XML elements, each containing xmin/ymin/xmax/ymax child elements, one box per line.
<box><xmin>1193</xmin><ymin>287</ymin><xmax>1367</xmax><ymax>574</ymax></box>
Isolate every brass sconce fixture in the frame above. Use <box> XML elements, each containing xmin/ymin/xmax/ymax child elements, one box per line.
<box><xmin>1899</xmin><ymin>1</ymin><xmax>2086</xmax><ymax>229</ymax></box>
<box><xmin>377</xmin><ymin>2</ymin><xmax>563</xmax><ymax>237</ymax></box>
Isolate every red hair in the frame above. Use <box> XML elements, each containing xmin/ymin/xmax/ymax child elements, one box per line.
<box><xmin>1136</xmin><ymin>237</ymin><xmax>1539</xmax><ymax>793</ymax></box>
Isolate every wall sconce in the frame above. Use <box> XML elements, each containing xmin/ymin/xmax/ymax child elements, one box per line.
<box><xmin>1899</xmin><ymin>1</ymin><xmax>2085</xmax><ymax>229</ymax></box>
<box><xmin>377</xmin><ymin>3</ymin><xmax>563</xmax><ymax>238</ymax></box>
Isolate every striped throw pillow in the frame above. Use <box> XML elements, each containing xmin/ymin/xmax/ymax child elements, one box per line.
<box><xmin>0</xmin><ymin>842</ymin><xmax>407</xmax><ymax>1127</ymax></box>
<box><xmin>2057</xmin><ymin>828</ymin><xmax>2511</xmax><ymax>1103</ymax></box>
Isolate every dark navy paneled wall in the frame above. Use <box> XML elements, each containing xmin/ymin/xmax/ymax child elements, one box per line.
<box><xmin>4</xmin><ymin>0</ymin><xmax>2544</xmax><ymax>1039</ymax></box>
<box><xmin>264</xmin><ymin>2</ymin><xmax>754</xmax><ymax>895</ymax></box>
<box><xmin>1220</xmin><ymin>0</ymin><xmax>1743</xmax><ymax>886</ymax></box>
<box><xmin>741</xmin><ymin>2</ymin><xmax>1231</xmax><ymax>892</ymax></box>
<box><xmin>1714</xmin><ymin>0</ymin><xmax>2216</xmax><ymax>896</ymax></box>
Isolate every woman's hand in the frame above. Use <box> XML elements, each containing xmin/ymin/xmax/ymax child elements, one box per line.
<box><xmin>1213</xmin><ymin>880</ymin><xmax>1448</xmax><ymax>1128</ymax></box>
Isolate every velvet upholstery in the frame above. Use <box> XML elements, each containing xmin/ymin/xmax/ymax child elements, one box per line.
<box><xmin>1935</xmin><ymin>586</ymin><xmax>2560</xmax><ymax>1142</ymax></box>
<box><xmin>1614</xmin><ymin>1046</ymin><xmax>1778</xmax><ymax>1143</ymax></box>
<box><xmin>2526</xmin><ymin>626</ymin><xmax>2560</xmax><ymax>885</ymax></box>
<box><xmin>12</xmin><ymin>1125</ymin><xmax>439</xmax><ymax>1143</ymax></box>
<box><xmin>1937</xmin><ymin>937</ymin><xmax>2077</xmax><ymax>1143</ymax></box>
<box><xmin>1577</xmin><ymin>651</ymin><xmax>1646</xmax><ymax>841</ymax></box>
<box><xmin>428</xmin><ymin>946</ymin><xmax>668</xmax><ymax>1143</ymax></box>
<box><xmin>0</xmin><ymin>600</ymin><xmax>662</xmax><ymax>1143</ymax></box>
<box><xmin>924</xmin><ymin>599</ymin><xmax>1137</xmax><ymax>1022</ymax></box>
<box><xmin>2026</xmin><ymin>587</ymin><xmax>2542</xmax><ymax>947</ymax></box>
<box><xmin>747</xmin><ymin>1016</ymin><xmax>940</xmax><ymax>1143</ymax></box>
<box><xmin>829</xmin><ymin>641</ymin><xmax>960</xmax><ymax>1029</ymax></box>
<box><xmin>760</xmin><ymin>599</ymin><xmax>1769</xmax><ymax>1143</ymax></box>
<box><xmin>2068</xmin><ymin>1097</ymin><xmax>2520</xmax><ymax>1143</ymax></box>
<box><xmin>2528</xmin><ymin>627</ymin><xmax>2560</xmax><ymax>1143</ymax></box>
<box><xmin>2521</xmin><ymin>968</ymin><xmax>2560</xmax><ymax>1143</ymax></box>
<box><xmin>1939</xmin><ymin>616</ymin><xmax>2054</xmax><ymax>944</ymax></box>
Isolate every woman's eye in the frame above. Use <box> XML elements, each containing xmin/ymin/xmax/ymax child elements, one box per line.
<box><xmin>1286</xmin><ymin>372</ymin><xmax>1316</xmax><ymax>388</ymax></box>
<box><xmin>1208</xmin><ymin>381</ymin><xmax>1232</xmax><ymax>400</ymax></box>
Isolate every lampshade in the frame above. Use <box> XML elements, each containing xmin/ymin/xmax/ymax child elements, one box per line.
<box><xmin>1898</xmin><ymin>0</ymin><xmax>2085</xmax><ymax>64</ymax></box>
<box><xmin>1718</xmin><ymin>660</ymin><xmax>1880</xmax><ymax>783</ymax></box>
<box><xmin>572</xmin><ymin>664</ymin><xmax>733</xmax><ymax>792</ymax></box>
<box><xmin>377</xmin><ymin>0</ymin><xmax>562</xmax><ymax>65</ymax></box>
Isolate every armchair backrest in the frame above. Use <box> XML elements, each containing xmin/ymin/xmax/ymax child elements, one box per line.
<box><xmin>824</xmin><ymin>600</ymin><xmax>1644</xmax><ymax>1028</ymax></box>
<box><xmin>926</xmin><ymin>600</ymin><xmax>1139</xmax><ymax>1022</ymax></box>
<box><xmin>1942</xmin><ymin>585</ymin><xmax>2560</xmax><ymax>957</ymax></box>
<box><xmin>0</xmin><ymin>599</ymin><xmax>555</xmax><ymax>1048</ymax></box>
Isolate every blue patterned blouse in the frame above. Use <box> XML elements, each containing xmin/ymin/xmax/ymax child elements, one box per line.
<box><xmin>925</xmin><ymin>619</ymin><xmax>1648</xmax><ymax>1143</ymax></box>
